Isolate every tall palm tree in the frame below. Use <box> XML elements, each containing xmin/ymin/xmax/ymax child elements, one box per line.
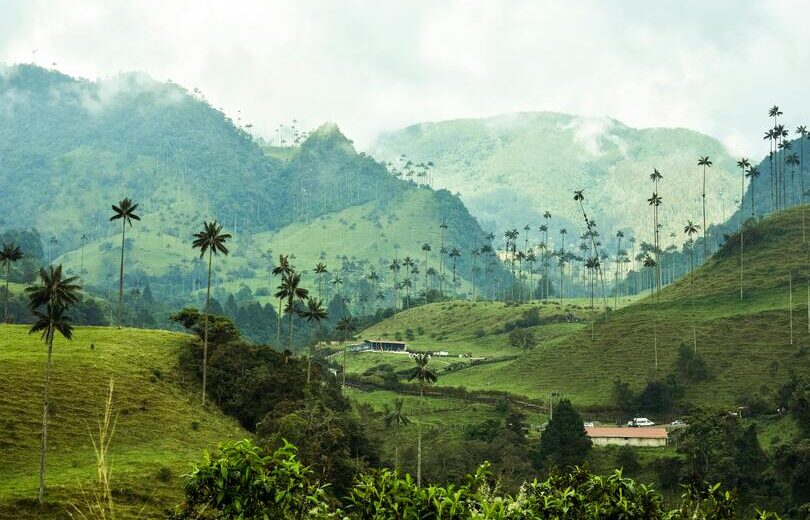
<box><xmin>336</xmin><ymin>315</ymin><xmax>356</xmax><ymax>388</ymax></box>
<box><xmin>192</xmin><ymin>220</ymin><xmax>231</xmax><ymax>407</ymax></box>
<box><xmin>439</xmin><ymin>219</ymin><xmax>448</xmax><ymax>294</ymax></box>
<box><xmin>314</xmin><ymin>262</ymin><xmax>328</xmax><ymax>299</ymax></box>
<box><xmin>389</xmin><ymin>259</ymin><xmax>401</xmax><ymax>309</ymax></box>
<box><xmin>684</xmin><ymin>221</ymin><xmax>700</xmax><ymax>353</ymax></box>
<box><xmin>737</xmin><ymin>158</ymin><xmax>751</xmax><ymax>300</ymax></box>
<box><xmin>799</xmin><ymin>125</ymin><xmax>809</xmax><ymax>243</ymax></box>
<box><xmin>770</xmin><ymin>106</ymin><xmax>783</xmax><ymax>210</ymax></box>
<box><xmin>421</xmin><ymin>243</ymin><xmax>431</xmax><ymax>302</ymax></box>
<box><xmin>79</xmin><ymin>233</ymin><xmax>87</xmax><ymax>275</ymax></box>
<box><xmin>382</xmin><ymin>398</ymin><xmax>411</xmax><ymax>471</ymax></box>
<box><xmin>649</xmin><ymin>169</ymin><xmax>664</xmax><ymax>292</ymax></box>
<box><xmin>746</xmin><ymin>166</ymin><xmax>760</xmax><ymax>217</ymax></box>
<box><xmin>299</xmin><ymin>297</ymin><xmax>328</xmax><ymax>384</ymax></box>
<box><xmin>448</xmin><ymin>247</ymin><xmax>461</xmax><ymax>283</ymax></box>
<box><xmin>26</xmin><ymin>265</ymin><xmax>80</xmax><ymax>503</ymax></box>
<box><xmin>764</xmin><ymin>128</ymin><xmax>776</xmax><ymax>210</ymax></box>
<box><xmin>697</xmin><ymin>157</ymin><xmax>712</xmax><ymax>261</ymax></box>
<box><xmin>1</xmin><ymin>243</ymin><xmax>23</xmax><ymax>323</ymax></box>
<box><xmin>109</xmin><ymin>198</ymin><xmax>140</xmax><ymax>327</ymax></box>
<box><xmin>647</xmin><ymin>192</ymin><xmax>663</xmax><ymax>294</ymax></box>
<box><xmin>408</xmin><ymin>352</ymin><xmax>437</xmax><ymax>488</ymax></box>
<box><xmin>585</xmin><ymin>256</ymin><xmax>600</xmax><ymax>340</ymax></box>
<box><xmin>642</xmin><ymin>255</ymin><xmax>659</xmax><ymax>370</ymax></box>
<box><xmin>787</xmin><ymin>153</ymin><xmax>801</xmax><ymax>206</ymax></box>
<box><xmin>614</xmin><ymin>231</ymin><xmax>624</xmax><ymax>308</ymax></box>
<box><xmin>276</xmin><ymin>271</ymin><xmax>309</xmax><ymax>351</ymax></box>
<box><xmin>574</xmin><ymin>190</ymin><xmax>607</xmax><ymax>315</ymax></box>
<box><xmin>272</xmin><ymin>255</ymin><xmax>292</xmax><ymax>345</ymax></box>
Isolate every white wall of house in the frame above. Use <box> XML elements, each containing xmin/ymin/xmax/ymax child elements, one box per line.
<box><xmin>590</xmin><ymin>437</ymin><xmax>667</xmax><ymax>447</ymax></box>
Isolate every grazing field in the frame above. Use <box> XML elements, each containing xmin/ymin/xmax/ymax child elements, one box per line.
<box><xmin>351</xmin><ymin>208</ymin><xmax>810</xmax><ymax>414</ymax></box>
<box><xmin>495</xmin><ymin>206</ymin><xmax>810</xmax><ymax>408</ymax></box>
<box><xmin>0</xmin><ymin>325</ymin><xmax>248</xmax><ymax>519</ymax></box>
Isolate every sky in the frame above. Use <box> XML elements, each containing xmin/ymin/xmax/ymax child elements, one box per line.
<box><xmin>1</xmin><ymin>0</ymin><xmax>808</xmax><ymax>153</ymax></box>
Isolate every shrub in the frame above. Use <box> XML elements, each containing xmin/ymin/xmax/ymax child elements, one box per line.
<box><xmin>156</xmin><ymin>466</ymin><xmax>173</xmax><ymax>482</ymax></box>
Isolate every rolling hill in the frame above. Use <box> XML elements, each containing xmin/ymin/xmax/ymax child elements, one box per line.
<box><xmin>357</xmin><ymin>206</ymin><xmax>810</xmax><ymax>411</ymax></box>
<box><xmin>0</xmin><ymin>325</ymin><xmax>248</xmax><ymax>518</ymax></box>
<box><xmin>371</xmin><ymin>112</ymin><xmax>740</xmax><ymax>244</ymax></box>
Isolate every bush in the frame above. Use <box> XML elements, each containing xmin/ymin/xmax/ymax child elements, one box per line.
<box><xmin>156</xmin><ymin>466</ymin><xmax>173</xmax><ymax>482</ymax></box>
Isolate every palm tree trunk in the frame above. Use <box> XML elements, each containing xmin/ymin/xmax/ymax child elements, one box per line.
<box><xmin>702</xmin><ymin>166</ymin><xmax>708</xmax><ymax>261</ymax></box>
<box><xmin>417</xmin><ymin>383</ymin><xmax>423</xmax><ymax>488</ymax></box>
<box><xmin>741</xmin><ymin>168</ymin><xmax>745</xmax><ymax>300</ymax></box>
<box><xmin>342</xmin><ymin>343</ymin><xmax>347</xmax><ymax>389</ymax></box>
<box><xmin>202</xmin><ymin>249</ymin><xmax>212</xmax><ymax>407</ymax></box>
<box><xmin>277</xmin><ymin>298</ymin><xmax>282</xmax><ymax>346</ymax></box>
<box><xmin>4</xmin><ymin>263</ymin><xmax>9</xmax><ymax>323</ymax></box>
<box><xmin>288</xmin><ymin>299</ymin><xmax>294</xmax><ymax>351</ymax></box>
<box><xmin>118</xmin><ymin>220</ymin><xmax>126</xmax><ymax>328</ymax></box>
<box><xmin>39</xmin><ymin>325</ymin><xmax>54</xmax><ymax>503</ymax></box>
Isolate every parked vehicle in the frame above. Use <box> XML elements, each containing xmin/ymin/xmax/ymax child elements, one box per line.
<box><xmin>626</xmin><ymin>417</ymin><xmax>655</xmax><ymax>427</ymax></box>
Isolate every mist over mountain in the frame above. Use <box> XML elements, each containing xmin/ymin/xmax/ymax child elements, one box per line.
<box><xmin>371</xmin><ymin>112</ymin><xmax>740</xmax><ymax>244</ymax></box>
<box><xmin>0</xmin><ymin>64</ymin><xmax>506</xmax><ymax>298</ymax></box>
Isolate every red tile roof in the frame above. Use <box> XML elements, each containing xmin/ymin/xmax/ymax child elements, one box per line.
<box><xmin>586</xmin><ymin>427</ymin><xmax>668</xmax><ymax>439</ymax></box>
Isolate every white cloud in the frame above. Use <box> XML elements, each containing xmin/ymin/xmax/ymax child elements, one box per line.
<box><xmin>0</xmin><ymin>0</ymin><xmax>808</xmax><ymax>153</ymax></box>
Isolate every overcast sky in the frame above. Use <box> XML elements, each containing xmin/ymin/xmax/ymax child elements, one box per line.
<box><xmin>1</xmin><ymin>0</ymin><xmax>808</xmax><ymax>153</ymax></box>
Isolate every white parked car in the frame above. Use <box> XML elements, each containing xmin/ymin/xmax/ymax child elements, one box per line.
<box><xmin>627</xmin><ymin>417</ymin><xmax>655</xmax><ymax>427</ymax></box>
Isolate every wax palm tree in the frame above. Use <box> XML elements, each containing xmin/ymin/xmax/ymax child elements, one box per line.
<box><xmin>336</xmin><ymin>315</ymin><xmax>356</xmax><ymax>388</ymax></box>
<box><xmin>574</xmin><ymin>190</ymin><xmax>607</xmax><ymax>314</ymax></box>
<box><xmin>1</xmin><ymin>243</ymin><xmax>23</xmax><ymax>323</ymax></box>
<box><xmin>276</xmin><ymin>271</ymin><xmax>309</xmax><ymax>351</ymax></box>
<box><xmin>26</xmin><ymin>265</ymin><xmax>80</xmax><ymax>502</ymax></box>
<box><xmin>684</xmin><ymin>221</ymin><xmax>700</xmax><ymax>352</ymax></box>
<box><xmin>272</xmin><ymin>255</ymin><xmax>292</xmax><ymax>345</ymax></box>
<box><xmin>299</xmin><ymin>297</ymin><xmax>328</xmax><ymax>384</ymax></box>
<box><xmin>314</xmin><ymin>262</ymin><xmax>328</xmax><ymax>299</ymax></box>
<box><xmin>109</xmin><ymin>197</ymin><xmax>140</xmax><ymax>327</ymax></box>
<box><xmin>746</xmin><ymin>166</ymin><xmax>760</xmax><ymax>218</ymax></box>
<box><xmin>787</xmin><ymin>153</ymin><xmax>801</xmax><ymax>206</ymax></box>
<box><xmin>389</xmin><ymin>259</ymin><xmax>401</xmax><ymax>309</ymax></box>
<box><xmin>647</xmin><ymin>192</ymin><xmax>663</xmax><ymax>293</ymax></box>
<box><xmin>408</xmin><ymin>352</ymin><xmax>437</xmax><ymax>488</ymax></box>
<box><xmin>79</xmin><ymin>233</ymin><xmax>87</xmax><ymax>274</ymax></box>
<box><xmin>421</xmin><ymin>243</ymin><xmax>431</xmax><ymax>302</ymax></box>
<box><xmin>614</xmin><ymin>231</ymin><xmax>624</xmax><ymax>307</ymax></box>
<box><xmin>192</xmin><ymin>220</ymin><xmax>231</xmax><ymax>407</ymax></box>
<box><xmin>799</xmin><ymin>125</ymin><xmax>809</xmax><ymax>243</ymax></box>
<box><xmin>765</xmin><ymin>128</ymin><xmax>776</xmax><ymax>210</ymax></box>
<box><xmin>642</xmin><ymin>254</ymin><xmax>659</xmax><ymax>370</ymax></box>
<box><xmin>736</xmin><ymin>158</ymin><xmax>751</xmax><ymax>300</ymax></box>
<box><xmin>448</xmin><ymin>247</ymin><xmax>461</xmax><ymax>283</ymax></box>
<box><xmin>383</xmin><ymin>398</ymin><xmax>411</xmax><ymax>471</ymax></box>
<box><xmin>697</xmin><ymin>157</ymin><xmax>712</xmax><ymax>261</ymax></box>
<box><xmin>585</xmin><ymin>256</ymin><xmax>600</xmax><ymax>339</ymax></box>
<box><xmin>439</xmin><ymin>219</ymin><xmax>448</xmax><ymax>293</ymax></box>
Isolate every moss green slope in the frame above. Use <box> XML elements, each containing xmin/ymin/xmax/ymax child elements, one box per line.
<box><xmin>495</xmin><ymin>206</ymin><xmax>810</xmax><ymax>408</ymax></box>
<box><xmin>0</xmin><ymin>325</ymin><xmax>247</xmax><ymax>518</ymax></box>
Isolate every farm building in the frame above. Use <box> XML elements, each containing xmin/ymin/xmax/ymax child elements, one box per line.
<box><xmin>363</xmin><ymin>339</ymin><xmax>408</xmax><ymax>352</ymax></box>
<box><xmin>585</xmin><ymin>427</ymin><xmax>668</xmax><ymax>447</ymax></box>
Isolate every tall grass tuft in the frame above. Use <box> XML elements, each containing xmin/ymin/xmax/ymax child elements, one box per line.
<box><xmin>69</xmin><ymin>378</ymin><xmax>121</xmax><ymax>520</ymax></box>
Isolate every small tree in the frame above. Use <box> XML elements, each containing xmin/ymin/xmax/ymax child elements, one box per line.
<box><xmin>509</xmin><ymin>328</ymin><xmax>536</xmax><ymax>352</ymax></box>
<box><xmin>534</xmin><ymin>399</ymin><xmax>591</xmax><ymax>470</ymax></box>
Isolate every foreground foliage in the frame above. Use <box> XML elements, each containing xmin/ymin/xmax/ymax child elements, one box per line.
<box><xmin>174</xmin><ymin>439</ymin><xmax>779</xmax><ymax>519</ymax></box>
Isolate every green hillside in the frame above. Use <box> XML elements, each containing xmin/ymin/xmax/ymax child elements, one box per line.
<box><xmin>351</xmin><ymin>207</ymin><xmax>810</xmax><ymax>411</ymax></box>
<box><xmin>371</xmin><ymin>112</ymin><xmax>739</xmax><ymax>242</ymax></box>
<box><xmin>0</xmin><ymin>325</ymin><xmax>247</xmax><ymax>518</ymax></box>
<box><xmin>2</xmin><ymin>65</ymin><xmax>507</xmax><ymax>304</ymax></box>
